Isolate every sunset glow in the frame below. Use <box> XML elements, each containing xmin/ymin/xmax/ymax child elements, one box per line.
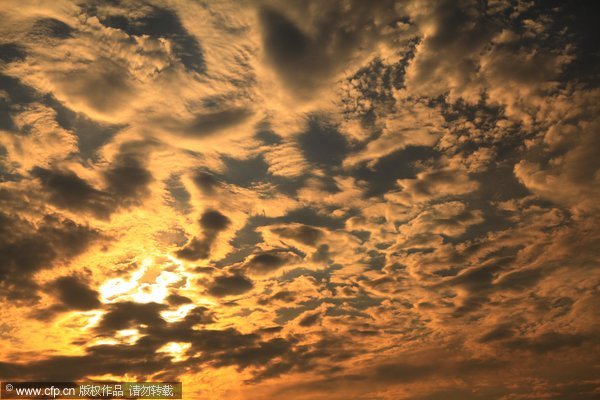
<box><xmin>0</xmin><ymin>1</ymin><xmax>598</xmax><ymax>399</ymax></box>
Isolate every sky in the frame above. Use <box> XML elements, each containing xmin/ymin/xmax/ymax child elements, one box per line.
<box><xmin>0</xmin><ymin>0</ymin><xmax>599</xmax><ymax>399</ymax></box>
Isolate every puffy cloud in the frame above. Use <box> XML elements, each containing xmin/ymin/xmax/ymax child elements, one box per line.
<box><xmin>386</xmin><ymin>167</ymin><xmax>479</xmax><ymax>206</ymax></box>
<box><xmin>403</xmin><ymin>0</ymin><xmax>495</xmax><ymax>102</ymax></box>
<box><xmin>262</xmin><ymin>140</ymin><xmax>308</xmax><ymax>178</ymax></box>
<box><xmin>0</xmin><ymin>103</ymin><xmax>78</xmax><ymax>171</ymax></box>
<box><xmin>343</xmin><ymin>99</ymin><xmax>444</xmax><ymax>168</ymax></box>
<box><xmin>514</xmin><ymin>90</ymin><xmax>600</xmax><ymax>215</ymax></box>
<box><xmin>257</xmin><ymin>0</ymin><xmax>412</xmax><ymax>99</ymax></box>
<box><xmin>397</xmin><ymin>201</ymin><xmax>484</xmax><ymax>239</ymax></box>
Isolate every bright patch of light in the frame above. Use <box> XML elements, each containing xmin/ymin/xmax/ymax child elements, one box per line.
<box><xmin>160</xmin><ymin>304</ymin><xmax>196</xmax><ymax>323</ymax></box>
<box><xmin>99</xmin><ymin>266</ymin><xmax>146</xmax><ymax>302</ymax></box>
<box><xmin>98</xmin><ymin>256</ymin><xmax>191</xmax><ymax>304</ymax></box>
<box><xmin>131</xmin><ymin>283</ymin><xmax>169</xmax><ymax>303</ymax></box>
<box><xmin>157</xmin><ymin>270</ymin><xmax>182</xmax><ymax>286</ymax></box>
<box><xmin>157</xmin><ymin>342</ymin><xmax>191</xmax><ymax>362</ymax></box>
<box><xmin>116</xmin><ymin>329</ymin><xmax>140</xmax><ymax>344</ymax></box>
<box><xmin>99</xmin><ymin>278</ymin><xmax>136</xmax><ymax>301</ymax></box>
<box><xmin>90</xmin><ymin>338</ymin><xmax>119</xmax><ymax>346</ymax></box>
<box><xmin>82</xmin><ymin>310</ymin><xmax>104</xmax><ymax>330</ymax></box>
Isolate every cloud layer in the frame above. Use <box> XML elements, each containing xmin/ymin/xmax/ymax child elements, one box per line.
<box><xmin>0</xmin><ymin>0</ymin><xmax>598</xmax><ymax>399</ymax></box>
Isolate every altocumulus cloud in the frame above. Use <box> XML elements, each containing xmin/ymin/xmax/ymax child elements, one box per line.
<box><xmin>0</xmin><ymin>1</ymin><xmax>599</xmax><ymax>399</ymax></box>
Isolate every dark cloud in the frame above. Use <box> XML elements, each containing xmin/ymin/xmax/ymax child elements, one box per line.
<box><xmin>258</xmin><ymin>326</ymin><xmax>284</xmax><ymax>334</ymax></box>
<box><xmin>273</xmin><ymin>354</ymin><xmax>511</xmax><ymax>398</ymax></box>
<box><xmin>148</xmin><ymin>107</ymin><xmax>256</xmax><ymax>140</ymax></box>
<box><xmin>0</xmin><ymin>73</ymin><xmax>39</xmax><ymax>131</ymax></box>
<box><xmin>311</xmin><ymin>244</ymin><xmax>331</xmax><ymax>263</ymax></box>
<box><xmin>212</xmin><ymin>337</ymin><xmax>294</xmax><ymax>370</ymax></box>
<box><xmin>185</xmin><ymin>108</ymin><xmax>254</xmax><ymax>137</ymax></box>
<box><xmin>374</xmin><ymin>362</ymin><xmax>437</xmax><ymax>383</ymax></box>
<box><xmin>0</xmin><ymin>43</ymin><xmax>26</xmax><ymax>63</ymax></box>
<box><xmin>192</xmin><ymin>171</ymin><xmax>220</xmax><ymax>195</ymax></box>
<box><xmin>297</xmin><ymin>117</ymin><xmax>349</xmax><ymax>168</ymax></box>
<box><xmin>173</xmin><ymin>306</ymin><xmax>213</xmax><ymax>328</ymax></box>
<box><xmin>258</xmin><ymin>290</ymin><xmax>296</xmax><ymax>305</ymax></box>
<box><xmin>244</xmin><ymin>251</ymin><xmax>289</xmax><ymax>275</ymax></box>
<box><xmin>31</xmin><ymin>167</ymin><xmax>113</xmax><ymax>218</ymax></box>
<box><xmin>164</xmin><ymin>174</ymin><xmax>192</xmax><ymax>215</ymax></box>
<box><xmin>103</xmin><ymin>141</ymin><xmax>154</xmax><ymax>204</ymax></box>
<box><xmin>281</xmin><ymin>207</ymin><xmax>346</xmax><ymax>230</ymax></box>
<box><xmin>175</xmin><ymin>237</ymin><xmax>211</xmax><ymax>261</ymax></box>
<box><xmin>298</xmin><ymin>312</ymin><xmax>321</xmax><ymax>327</ymax></box>
<box><xmin>478</xmin><ymin>324</ymin><xmax>515</xmax><ymax>343</ymax></box>
<box><xmin>495</xmin><ymin>267</ymin><xmax>545</xmax><ymax>291</ymax></box>
<box><xmin>165</xmin><ymin>293</ymin><xmax>192</xmax><ymax>306</ymax></box>
<box><xmin>199</xmin><ymin>210</ymin><xmax>230</xmax><ymax>232</ymax></box>
<box><xmin>0</xmin><ymin>345</ymin><xmax>174</xmax><ymax>381</ymax></box>
<box><xmin>271</xmin><ymin>224</ymin><xmax>323</xmax><ymax>246</ymax></box>
<box><xmin>503</xmin><ymin>332</ymin><xmax>588</xmax><ymax>354</ymax></box>
<box><xmin>176</xmin><ymin>210</ymin><xmax>230</xmax><ymax>260</ymax></box>
<box><xmin>0</xmin><ymin>303</ymin><xmax>294</xmax><ymax>381</ymax></box>
<box><xmin>555</xmin><ymin>1</ymin><xmax>600</xmax><ymax>87</ymax></box>
<box><xmin>206</xmin><ymin>274</ymin><xmax>253</xmax><ymax>297</ymax></box>
<box><xmin>32</xmin><ymin>141</ymin><xmax>155</xmax><ymax>216</ymax></box>
<box><xmin>49</xmin><ymin>276</ymin><xmax>101</xmax><ymax>311</ymax></box>
<box><xmin>29</xmin><ymin>17</ymin><xmax>74</xmax><ymax>40</ymax></box>
<box><xmin>0</xmin><ymin>213</ymin><xmax>99</xmax><ymax>302</ymax></box>
<box><xmin>221</xmin><ymin>155</ymin><xmax>271</xmax><ymax>188</ymax></box>
<box><xmin>434</xmin><ymin>256</ymin><xmax>516</xmax><ymax>316</ymax></box>
<box><xmin>259</xmin><ymin>7</ymin><xmax>314</xmax><ymax>93</ymax></box>
<box><xmin>94</xmin><ymin>301</ymin><xmax>168</xmax><ymax>335</ymax></box>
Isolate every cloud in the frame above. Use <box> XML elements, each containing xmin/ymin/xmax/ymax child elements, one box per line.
<box><xmin>95</xmin><ymin>301</ymin><xmax>168</xmax><ymax>335</ymax></box>
<box><xmin>206</xmin><ymin>274</ymin><xmax>254</xmax><ymax>298</ymax></box>
<box><xmin>52</xmin><ymin>57</ymin><xmax>136</xmax><ymax>118</ymax></box>
<box><xmin>191</xmin><ymin>171</ymin><xmax>221</xmax><ymax>196</ymax></box>
<box><xmin>102</xmin><ymin>141</ymin><xmax>154</xmax><ymax>203</ymax></box>
<box><xmin>386</xmin><ymin>167</ymin><xmax>479</xmax><ymax>206</ymax></box>
<box><xmin>27</xmin><ymin>139</ymin><xmax>159</xmax><ymax>218</ymax></box>
<box><xmin>0</xmin><ymin>0</ymin><xmax>599</xmax><ymax>398</ymax></box>
<box><xmin>343</xmin><ymin>100</ymin><xmax>444</xmax><ymax>168</ymax></box>
<box><xmin>0</xmin><ymin>212</ymin><xmax>99</xmax><ymax>302</ymax></box>
<box><xmin>31</xmin><ymin>167</ymin><xmax>114</xmax><ymax>219</ymax></box>
<box><xmin>165</xmin><ymin>293</ymin><xmax>192</xmax><ymax>306</ymax></box>
<box><xmin>403</xmin><ymin>0</ymin><xmax>495</xmax><ymax>102</ymax></box>
<box><xmin>153</xmin><ymin>107</ymin><xmax>258</xmax><ymax>140</ymax></box>
<box><xmin>514</xmin><ymin>92</ymin><xmax>600</xmax><ymax>215</ymax></box>
<box><xmin>243</xmin><ymin>250</ymin><xmax>293</xmax><ymax>276</ymax></box>
<box><xmin>176</xmin><ymin>209</ymin><xmax>231</xmax><ymax>261</ymax></box>
<box><xmin>258</xmin><ymin>1</ymin><xmax>404</xmax><ymax>99</ymax></box>
<box><xmin>398</xmin><ymin>201</ymin><xmax>484</xmax><ymax>238</ymax></box>
<box><xmin>503</xmin><ymin>331</ymin><xmax>589</xmax><ymax>354</ymax></box>
<box><xmin>262</xmin><ymin>140</ymin><xmax>308</xmax><ymax>178</ymax></box>
<box><xmin>199</xmin><ymin>210</ymin><xmax>231</xmax><ymax>232</ymax></box>
<box><xmin>0</xmin><ymin>103</ymin><xmax>78</xmax><ymax>171</ymax></box>
<box><xmin>49</xmin><ymin>276</ymin><xmax>101</xmax><ymax>311</ymax></box>
<box><xmin>297</xmin><ymin>311</ymin><xmax>321</xmax><ymax>328</ymax></box>
<box><xmin>93</xmin><ymin>2</ymin><xmax>206</xmax><ymax>74</ymax></box>
<box><xmin>268</xmin><ymin>224</ymin><xmax>323</xmax><ymax>247</ymax></box>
